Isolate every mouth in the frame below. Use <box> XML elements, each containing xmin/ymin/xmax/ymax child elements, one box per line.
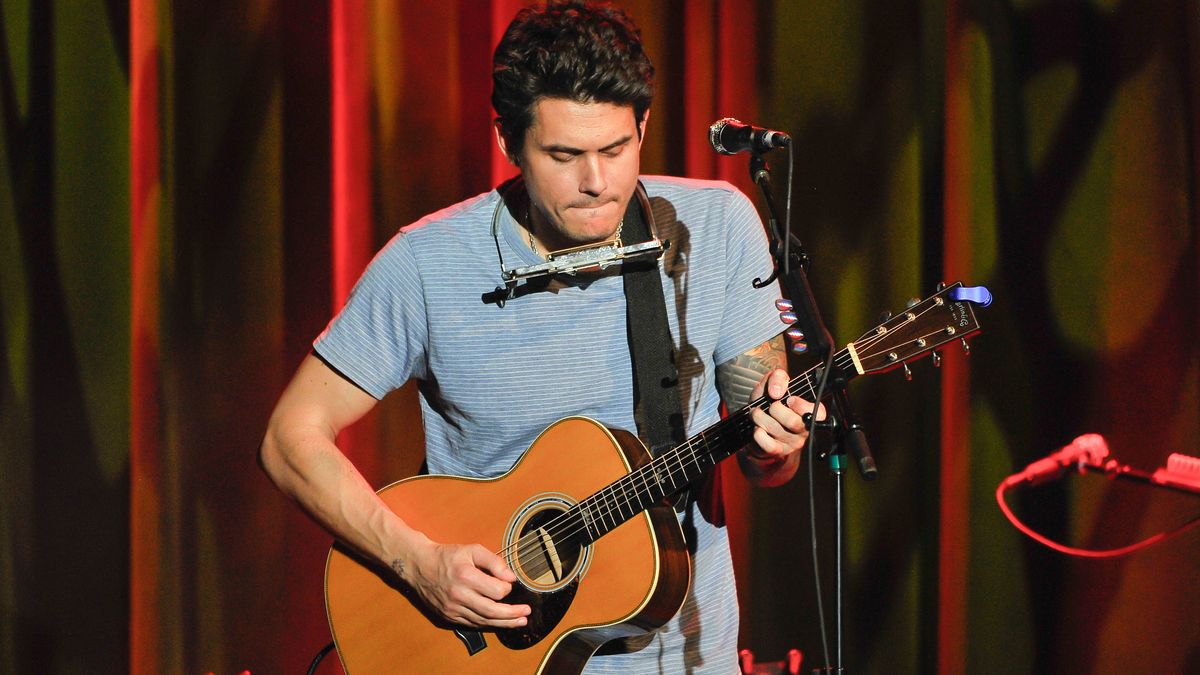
<box><xmin>569</xmin><ymin>199</ymin><xmax>616</xmax><ymax>212</ymax></box>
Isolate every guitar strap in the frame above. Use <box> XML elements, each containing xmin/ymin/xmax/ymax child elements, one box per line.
<box><xmin>620</xmin><ymin>184</ymin><xmax>690</xmax><ymax>511</ymax></box>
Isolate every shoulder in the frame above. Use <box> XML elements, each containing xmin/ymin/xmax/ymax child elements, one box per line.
<box><xmin>640</xmin><ymin>175</ymin><xmax>756</xmax><ymax>222</ymax></box>
<box><xmin>369</xmin><ymin>190</ymin><xmax>500</xmax><ymax>264</ymax></box>
<box><xmin>640</xmin><ymin>175</ymin><xmax>743</xmax><ymax>201</ymax></box>
<box><xmin>396</xmin><ymin>189</ymin><xmax>499</xmax><ymax>240</ymax></box>
<box><xmin>345</xmin><ymin>190</ymin><xmax>500</xmax><ymax>290</ymax></box>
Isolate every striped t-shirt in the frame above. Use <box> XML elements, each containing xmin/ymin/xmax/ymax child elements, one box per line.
<box><xmin>315</xmin><ymin>175</ymin><xmax>783</xmax><ymax>674</ymax></box>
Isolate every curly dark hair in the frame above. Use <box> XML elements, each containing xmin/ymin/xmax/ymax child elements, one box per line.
<box><xmin>491</xmin><ymin>1</ymin><xmax>655</xmax><ymax>161</ymax></box>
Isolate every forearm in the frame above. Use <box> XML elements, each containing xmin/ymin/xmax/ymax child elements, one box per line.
<box><xmin>259</xmin><ymin>415</ymin><xmax>429</xmax><ymax>577</ymax></box>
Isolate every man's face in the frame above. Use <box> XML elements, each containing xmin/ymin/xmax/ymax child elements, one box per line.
<box><xmin>505</xmin><ymin>98</ymin><xmax>645</xmax><ymax>250</ymax></box>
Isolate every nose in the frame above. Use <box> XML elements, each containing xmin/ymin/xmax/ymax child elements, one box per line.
<box><xmin>578</xmin><ymin>154</ymin><xmax>606</xmax><ymax>197</ymax></box>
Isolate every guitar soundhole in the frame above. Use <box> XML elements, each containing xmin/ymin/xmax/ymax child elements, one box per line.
<box><xmin>512</xmin><ymin>506</ymin><xmax>584</xmax><ymax>590</ymax></box>
<box><xmin>496</xmin><ymin>496</ymin><xmax>590</xmax><ymax>650</ymax></box>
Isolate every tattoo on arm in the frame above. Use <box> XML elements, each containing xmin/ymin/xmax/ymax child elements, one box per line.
<box><xmin>716</xmin><ymin>334</ymin><xmax>787</xmax><ymax>409</ymax></box>
<box><xmin>391</xmin><ymin>558</ymin><xmax>405</xmax><ymax>579</ymax></box>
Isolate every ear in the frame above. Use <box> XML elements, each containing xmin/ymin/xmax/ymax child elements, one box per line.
<box><xmin>636</xmin><ymin>109</ymin><xmax>650</xmax><ymax>149</ymax></box>
<box><xmin>493</xmin><ymin>120</ymin><xmax>519</xmax><ymax>166</ymax></box>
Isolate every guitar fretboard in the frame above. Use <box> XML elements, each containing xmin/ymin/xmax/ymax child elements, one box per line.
<box><xmin>565</xmin><ymin>349</ymin><xmax>854</xmax><ymax>545</ymax></box>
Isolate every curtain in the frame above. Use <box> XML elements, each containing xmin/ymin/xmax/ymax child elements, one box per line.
<box><xmin>1</xmin><ymin>0</ymin><xmax>1196</xmax><ymax>672</ymax></box>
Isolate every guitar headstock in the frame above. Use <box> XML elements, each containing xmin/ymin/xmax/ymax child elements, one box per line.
<box><xmin>849</xmin><ymin>282</ymin><xmax>988</xmax><ymax>376</ymax></box>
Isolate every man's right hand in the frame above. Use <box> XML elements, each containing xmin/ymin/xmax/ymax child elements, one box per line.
<box><xmin>398</xmin><ymin>539</ymin><xmax>532</xmax><ymax>629</ymax></box>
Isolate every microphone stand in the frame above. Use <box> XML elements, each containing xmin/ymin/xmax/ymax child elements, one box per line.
<box><xmin>746</xmin><ymin>150</ymin><xmax>876</xmax><ymax>675</ymax></box>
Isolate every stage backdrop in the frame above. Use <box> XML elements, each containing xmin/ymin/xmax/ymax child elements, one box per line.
<box><xmin>1</xmin><ymin>0</ymin><xmax>1197</xmax><ymax>673</ymax></box>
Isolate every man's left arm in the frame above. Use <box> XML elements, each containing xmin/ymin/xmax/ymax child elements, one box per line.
<box><xmin>716</xmin><ymin>334</ymin><xmax>821</xmax><ymax>487</ymax></box>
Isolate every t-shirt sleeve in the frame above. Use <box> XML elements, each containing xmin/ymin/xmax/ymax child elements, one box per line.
<box><xmin>312</xmin><ymin>233</ymin><xmax>428</xmax><ymax>399</ymax></box>
<box><xmin>713</xmin><ymin>188</ymin><xmax>786</xmax><ymax>366</ymax></box>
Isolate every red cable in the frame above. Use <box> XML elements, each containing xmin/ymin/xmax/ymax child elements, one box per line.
<box><xmin>995</xmin><ymin>479</ymin><xmax>1200</xmax><ymax>558</ymax></box>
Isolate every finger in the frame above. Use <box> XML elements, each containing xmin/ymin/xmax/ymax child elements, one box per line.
<box><xmin>751</xmin><ymin>406</ymin><xmax>804</xmax><ymax>448</ymax></box>
<box><xmin>471</xmin><ymin>545</ymin><xmax>517</xmax><ymax>583</ymax></box>
<box><xmin>769</xmin><ymin>399</ymin><xmax>808</xmax><ymax>433</ymax></box>
<box><xmin>751</xmin><ymin>426</ymin><xmax>791</xmax><ymax>459</ymax></box>
<box><xmin>754</xmin><ymin>400</ymin><xmax>807</xmax><ymax>436</ymax></box>
<box><xmin>452</xmin><ymin>603</ymin><xmax>528</xmax><ymax>630</ymax></box>
<box><xmin>461</xmin><ymin>563</ymin><xmax>515</xmax><ymax>602</ymax></box>
<box><xmin>460</xmin><ymin>592</ymin><xmax>531</xmax><ymax>626</ymax></box>
<box><xmin>785</xmin><ymin>397</ymin><xmax>827</xmax><ymax>423</ymax></box>
<box><xmin>766</xmin><ymin>368</ymin><xmax>790</xmax><ymax>400</ymax></box>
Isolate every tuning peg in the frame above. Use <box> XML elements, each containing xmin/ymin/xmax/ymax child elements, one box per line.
<box><xmin>775</xmin><ymin>299</ymin><xmax>793</xmax><ymax>311</ymax></box>
<box><xmin>779</xmin><ymin>311</ymin><xmax>797</xmax><ymax>324</ymax></box>
<box><xmin>905</xmin><ymin>297</ymin><xmax>920</xmax><ymax>309</ymax></box>
<box><xmin>932</xmin><ymin>351</ymin><xmax>942</xmax><ymax>368</ymax></box>
<box><xmin>961</xmin><ymin>338</ymin><xmax>970</xmax><ymax>355</ymax></box>
<box><xmin>786</xmin><ymin>327</ymin><xmax>805</xmax><ymax>341</ymax></box>
<box><xmin>878</xmin><ymin>310</ymin><xmax>893</xmax><ymax>324</ymax></box>
<box><xmin>935</xmin><ymin>281</ymin><xmax>946</xmax><ymax>292</ymax></box>
<box><xmin>791</xmin><ymin>341</ymin><xmax>808</xmax><ymax>354</ymax></box>
<box><xmin>902</xmin><ymin>363</ymin><xmax>913</xmax><ymax>381</ymax></box>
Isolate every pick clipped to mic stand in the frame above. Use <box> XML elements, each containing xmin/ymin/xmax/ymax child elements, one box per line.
<box><xmin>743</xmin><ymin>145</ymin><xmax>873</xmax><ymax>675</ymax></box>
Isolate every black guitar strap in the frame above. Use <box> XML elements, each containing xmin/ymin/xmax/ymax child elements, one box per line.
<box><xmin>620</xmin><ymin>185</ymin><xmax>690</xmax><ymax>510</ymax></box>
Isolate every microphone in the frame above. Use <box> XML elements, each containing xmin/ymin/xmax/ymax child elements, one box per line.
<box><xmin>708</xmin><ymin>118</ymin><xmax>791</xmax><ymax>155</ymax></box>
<box><xmin>1004</xmin><ymin>433</ymin><xmax>1111</xmax><ymax>488</ymax></box>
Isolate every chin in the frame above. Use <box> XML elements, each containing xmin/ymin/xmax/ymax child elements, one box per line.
<box><xmin>558</xmin><ymin>217</ymin><xmax>619</xmax><ymax>244</ymax></box>
<box><xmin>579</xmin><ymin>223</ymin><xmax>622</xmax><ymax>243</ymax></box>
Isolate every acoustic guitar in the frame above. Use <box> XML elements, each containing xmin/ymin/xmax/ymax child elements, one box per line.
<box><xmin>324</xmin><ymin>282</ymin><xmax>987</xmax><ymax>673</ymax></box>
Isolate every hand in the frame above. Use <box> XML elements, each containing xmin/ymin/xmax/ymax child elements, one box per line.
<box><xmin>744</xmin><ymin>368</ymin><xmax>825</xmax><ymax>472</ymax></box>
<box><xmin>397</xmin><ymin>539</ymin><xmax>531</xmax><ymax>629</ymax></box>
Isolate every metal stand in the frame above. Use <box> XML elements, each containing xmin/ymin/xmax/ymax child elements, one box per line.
<box><xmin>745</xmin><ymin>150</ymin><xmax>873</xmax><ymax>675</ymax></box>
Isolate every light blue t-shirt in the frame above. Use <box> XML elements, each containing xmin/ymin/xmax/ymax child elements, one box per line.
<box><xmin>315</xmin><ymin>175</ymin><xmax>783</xmax><ymax>674</ymax></box>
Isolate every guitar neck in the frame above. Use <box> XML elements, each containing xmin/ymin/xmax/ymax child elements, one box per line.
<box><xmin>566</xmin><ymin>281</ymin><xmax>988</xmax><ymax>546</ymax></box>
<box><xmin>569</xmin><ymin>348</ymin><xmax>857</xmax><ymax>544</ymax></box>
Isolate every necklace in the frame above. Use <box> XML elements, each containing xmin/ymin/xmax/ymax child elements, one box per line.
<box><xmin>526</xmin><ymin>216</ymin><xmax>624</xmax><ymax>257</ymax></box>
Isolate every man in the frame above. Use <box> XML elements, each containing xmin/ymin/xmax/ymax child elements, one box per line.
<box><xmin>259</xmin><ymin>1</ymin><xmax>818</xmax><ymax>672</ymax></box>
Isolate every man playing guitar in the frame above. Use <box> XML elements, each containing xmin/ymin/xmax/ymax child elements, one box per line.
<box><xmin>259</xmin><ymin>2</ymin><xmax>819</xmax><ymax>672</ymax></box>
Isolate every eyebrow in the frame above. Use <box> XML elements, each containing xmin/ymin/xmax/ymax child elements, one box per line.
<box><xmin>541</xmin><ymin>134</ymin><xmax>634</xmax><ymax>155</ymax></box>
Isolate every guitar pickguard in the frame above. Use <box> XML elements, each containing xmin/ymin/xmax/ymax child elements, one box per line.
<box><xmin>497</xmin><ymin>578</ymin><xmax>580</xmax><ymax>650</ymax></box>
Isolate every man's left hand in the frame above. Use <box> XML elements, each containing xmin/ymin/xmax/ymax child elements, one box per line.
<box><xmin>740</xmin><ymin>368</ymin><xmax>825</xmax><ymax>486</ymax></box>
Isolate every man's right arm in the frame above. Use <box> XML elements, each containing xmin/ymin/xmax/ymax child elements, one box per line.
<box><xmin>258</xmin><ymin>354</ymin><xmax>529</xmax><ymax>628</ymax></box>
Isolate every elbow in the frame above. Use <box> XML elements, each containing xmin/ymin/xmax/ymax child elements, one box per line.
<box><xmin>257</xmin><ymin>422</ymin><xmax>287</xmax><ymax>486</ymax></box>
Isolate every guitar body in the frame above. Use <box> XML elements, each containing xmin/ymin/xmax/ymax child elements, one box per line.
<box><xmin>325</xmin><ymin>417</ymin><xmax>692</xmax><ymax>674</ymax></box>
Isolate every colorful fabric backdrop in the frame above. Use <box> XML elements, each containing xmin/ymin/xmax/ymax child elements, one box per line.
<box><xmin>2</xmin><ymin>0</ymin><xmax>1197</xmax><ymax>672</ymax></box>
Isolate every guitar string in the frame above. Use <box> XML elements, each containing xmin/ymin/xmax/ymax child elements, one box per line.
<box><xmin>501</xmin><ymin>310</ymin><xmax>958</xmax><ymax>578</ymax></box>
<box><xmin>498</xmin><ymin>304</ymin><xmax>957</xmax><ymax>576</ymax></box>
<box><xmin>497</xmin><ymin>303</ymin><xmax>957</xmax><ymax>577</ymax></box>
<box><xmin>500</xmin><ymin>366</ymin><xmax>827</xmax><ymax>578</ymax></box>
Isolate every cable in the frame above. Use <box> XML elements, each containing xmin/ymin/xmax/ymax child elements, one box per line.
<box><xmin>806</xmin><ymin>347</ymin><xmax>835</xmax><ymax>670</ymax></box>
<box><xmin>995</xmin><ymin>480</ymin><xmax>1200</xmax><ymax>558</ymax></box>
<box><xmin>782</xmin><ymin>143</ymin><xmax>794</xmax><ymax>275</ymax></box>
<box><xmin>306</xmin><ymin>641</ymin><xmax>335</xmax><ymax>675</ymax></box>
